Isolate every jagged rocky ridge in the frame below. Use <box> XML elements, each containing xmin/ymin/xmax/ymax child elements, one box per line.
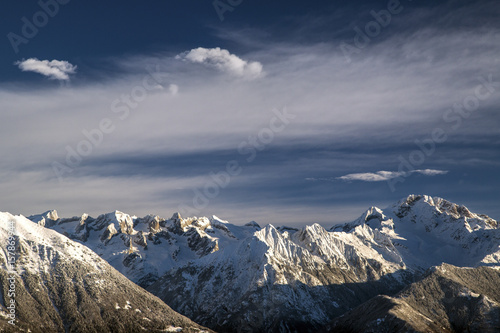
<box><xmin>332</xmin><ymin>195</ymin><xmax>500</xmax><ymax>269</ymax></box>
<box><xmin>28</xmin><ymin>210</ymin><xmax>236</xmax><ymax>288</ymax></box>
<box><xmin>25</xmin><ymin>195</ymin><xmax>500</xmax><ymax>332</ymax></box>
<box><xmin>0</xmin><ymin>212</ymin><xmax>213</xmax><ymax>333</ymax></box>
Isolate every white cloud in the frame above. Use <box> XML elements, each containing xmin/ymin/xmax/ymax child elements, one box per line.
<box><xmin>176</xmin><ymin>47</ymin><xmax>263</xmax><ymax>79</ymax></box>
<box><xmin>416</xmin><ymin>169</ymin><xmax>449</xmax><ymax>176</ymax></box>
<box><xmin>337</xmin><ymin>171</ymin><xmax>402</xmax><ymax>182</ymax></box>
<box><xmin>15</xmin><ymin>58</ymin><xmax>77</xmax><ymax>80</ymax></box>
<box><xmin>336</xmin><ymin>169</ymin><xmax>448</xmax><ymax>182</ymax></box>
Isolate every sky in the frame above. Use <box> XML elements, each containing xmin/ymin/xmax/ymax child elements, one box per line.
<box><xmin>0</xmin><ymin>0</ymin><xmax>499</xmax><ymax>227</ymax></box>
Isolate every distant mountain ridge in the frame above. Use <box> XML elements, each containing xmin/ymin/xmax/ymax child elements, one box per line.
<box><xmin>19</xmin><ymin>194</ymin><xmax>500</xmax><ymax>332</ymax></box>
<box><xmin>332</xmin><ymin>195</ymin><xmax>500</xmax><ymax>268</ymax></box>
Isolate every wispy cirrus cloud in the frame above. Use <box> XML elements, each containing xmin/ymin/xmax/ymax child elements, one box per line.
<box><xmin>15</xmin><ymin>58</ymin><xmax>77</xmax><ymax>81</ymax></box>
<box><xmin>2</xmin><ymin>1</ymin><xmax>500</xmax><ymax>225</ymax></box>
<box><xmin>307</xmin><ymin>170</ymin><xmax>449</xmax><ymax>183</ymax></box>
<box><xmin>334</xmin><ymin>169</ymin><xmax>449</xmax><ymax>182</ymax></box>
<box><xmin>176</xmin><ymin>47</ymin><xmax>263</xmax><ymax>80</ymax></box>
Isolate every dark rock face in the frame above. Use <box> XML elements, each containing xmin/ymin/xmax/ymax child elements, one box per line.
<box><xmin>186</xmin><ymin>228</ymin><xmax>219</xmax><ymax>257</ymax></box>
<box><xmin>134</xmin><ymin>231</ymin><xmax>148</xmax><ymax>248</ymax></box>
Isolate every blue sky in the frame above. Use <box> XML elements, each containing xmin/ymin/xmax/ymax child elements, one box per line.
<box><xmin>1</xmin><ymin>0</ymin><xmax>499</xmax><ymax>226</ymax></box>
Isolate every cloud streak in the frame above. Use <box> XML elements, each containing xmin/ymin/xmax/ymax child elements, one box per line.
<box><xmin>1</xmin><ymin>1</ymin><xmax>500</xmax><ymax>225</ymax></box>
<box><xmin>335</xmin><ymin>169</ymin><xmax>449</xmax><ymax>182</ymax></box>
<box><xmin>15</xmin><ymin>58</ymin><xmax>77</xmax><ymax>80</ymax></box>
<box><xmin>176</xmin><ymin>47</ymin><xmax>263</xmax><ymax>79</ymax></box>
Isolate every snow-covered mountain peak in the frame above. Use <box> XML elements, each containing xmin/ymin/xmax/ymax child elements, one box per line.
<box><xmin>28</xmin><ymin>209</ymin><xmax>59</xmax><ymax>227</ymax></box>
<box><xmin>99</xmin><ymin>210</ymin><xmax>135</xmax><ymax>233</ymax></box>
<box><xmin>392</xmin><ymin>194</ymin><xmax>498</xmax><ymax>232</ymax></box>
<box><xmin>244</xmin><ymin>220</ymin><xmax>261</xmax><ymax>229</ymax></box>
<box><xmin>295</xmin><ymin>223</ymin><xmax>329</xmax><ymax>242</ymax></box>
<box><xmin>396</xmin><ymin>194</ymin><xmax>473</xmax><ymax>219</ymax></box>
<box><xmin>254</xmin><ymin>224</ymin><xmax>281</xmax><ymax>244</ymax></box>
<box><xmin>211</xmin><ymin>215</ymin><xmax>227</xmax><ymax>223</ymax></box>
<box><xmin>331</xmin><ymin>206</ymin><xmax>394</xmax><ymax>235</ymax></box>
<box><xmin>171</xmin><ymin>212</ymin><xmax>182</xmax><ymax>220</ymax></box>
<box><xmin>164</xmin><ymin>213</ymin><xmax>234</xmax><ymax>236</ymax></box>
<box><xmin>363</xmin><ymin>206</ymin><xmax>385</xmax><ymax>220</ymax></box>
<box><xmin>0</xmin><ymin>212</ymin><xmax>106</xmax><ymax>274</ymax></box>
<box><xmin>329</xmin><ymin>195</ymin><xmax>500</xmax><ymax>269</ymax></box>
<box><xmin>348</xmin><ymin>206</ymin><xmax>390</xmax><ymax>230</ymax></box>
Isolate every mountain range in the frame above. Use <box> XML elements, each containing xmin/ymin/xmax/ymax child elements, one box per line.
<box><xmin>1</xmin><ymin>194</ymin><xmax>499</xmax><ymax>332</ymax></box>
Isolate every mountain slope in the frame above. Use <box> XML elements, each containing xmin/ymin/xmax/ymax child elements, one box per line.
<box><xmin>0</xmin><ymin>212</ymin><xmax>212</xmax><ymax>333</ymax></box>
<box><xmin>328</xmin><ymin>263</ymin><xmax>500</xmax><ymax>332</ymax></box>
<box><xmin>147</xmin><ymin>223</ymin><xmax>413</xmax><ymax>332</ymax></box>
